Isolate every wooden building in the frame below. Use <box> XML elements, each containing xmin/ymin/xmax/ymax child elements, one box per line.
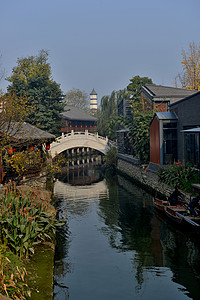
<box><xmin>150</xmin><ymin>112</ymin><xmax>178</xmax><ymax>165</ymax></box>
<box><xmin>61</xmin><ymin>105</ymin><xmax>97</xmax><ymax>133</ymax></box>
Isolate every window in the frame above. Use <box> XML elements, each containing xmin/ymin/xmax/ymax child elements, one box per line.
<box><xmin>185</xmin><ymin>133</ymin><xmax>199</xmax><ymax>167</ymax></box>
<box><xmin>163</xmin><ymin>121</ymin><xmax>177</xmax><ymax>164</ymax></box>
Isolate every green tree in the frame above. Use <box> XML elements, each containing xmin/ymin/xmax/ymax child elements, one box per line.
<box><xmin>127</xmin><ymin>111</ymin><xmax>153</xmax><ymax>162</ymax></box>
<box><xmin>125</xmin><ymin>75</ymin><xmax>154</xmax><ymax>162</ymax></box>
<box><xmin>126</xmin><ymin>75</ymin><xmax>153</xmax><ymax>100</ymax></box>
<box><xmin>97</xmin><ymin>89</ymin><xmax>125</xmax><ymax>139</ymax></box>
<box><xmin>98</xmin><ymin>76</ymin><xmax>154</xmax><ymax>160</ymax></box>
<box><xmin>6</xmin><ymin>50</ymin><xmax>64</xmax><ymax>135</ymax></box>
<box><xmin>64</xmin><ymin>88</ymin><xmax>89</xmax><ymax>111</ymax></box>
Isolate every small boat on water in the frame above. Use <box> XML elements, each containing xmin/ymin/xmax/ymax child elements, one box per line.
<box><xmin>165</xmin><ymin>206</ymin><xmax>187</xmax><ymax>224</ymax></box>
<box><xmin>153</xmin><ymin>197</ymin><xmax>187</xmax><ymax>212</ymax></box>
<box><xmin>153</xmin><ymin>197</ymin><xmax>169</xmax><ymax>212</ymax></box>
<box><xmin>165</xmin><ymin>205</ymin><xmax>200</xmax><ymax>229</ymax></box>
<box><xmin>153</xmin><ymin>196</ymin><xmax>200</xmax><ymax>230</ymax></box>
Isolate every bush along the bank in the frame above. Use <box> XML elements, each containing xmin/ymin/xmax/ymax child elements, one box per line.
<box><xmin>157</xmin><ymin>161</ymin><xmax>199</xmax><ymax>193</ymax></box>
<box><xmin>0</xmin><ymin>244</ymin><xmax>30</xmax><ymax>299</ymax></box>
<box><xmin>0</xmin><ymin>183</ymin><xmax>64</xmax><ymax>258</ymax></box>
<box><xmin>0</xmin><ymin>182</ymin><xmax>65</xmax><ymax>298</ymax></box>
<box><xmin>104</xmin><ymin>147</ymin><xmax>118</xmax><ymax>175</ymax></box>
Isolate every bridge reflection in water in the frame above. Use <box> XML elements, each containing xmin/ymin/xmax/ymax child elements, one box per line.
<box><xmin>57</xmin><ymin>151</ymin><xmax>104</xmax><ymax>185</ymax></box>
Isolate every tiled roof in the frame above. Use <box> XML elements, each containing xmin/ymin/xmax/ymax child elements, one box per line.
<box><xmin>170</xmin><ymin>90</ymin><xmax>200</xmax><ymax>106</ymax></box>
<box><xmin>62</xmin><ymin>105</ymin><xmax>97</xmax><ymax>121</ymax></box>
<box><xmin>1</xmin><ymin>122</ymin><xmax>55</xmax><ymax>141</ymax></box>
<box><xmin>144</xmin><ymin>84</ymin><xmax>197</xmax><ymax>98</ymax></box>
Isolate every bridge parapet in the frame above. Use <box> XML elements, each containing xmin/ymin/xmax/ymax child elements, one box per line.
<box><xmin>52</xmin><ymin>130</ymin><xmax>108</xmax><ymax>145</ymax></box>
<box><xmin>50</xmin><ymin>130</ymin><xmax>110</xmax><ymax>158</ymax></box>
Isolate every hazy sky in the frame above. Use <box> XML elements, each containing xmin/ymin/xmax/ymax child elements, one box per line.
<box><xmin>0</xmin><ymin>0</ymin><xmax>200</xmax><ymax>102</ymax></box>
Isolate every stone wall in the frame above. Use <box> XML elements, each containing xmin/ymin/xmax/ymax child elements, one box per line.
<box><xmin>117</xmin><ymin>154</ymin><xmax>184</xmax><ymax>199</ymax></box>
<box><xmin>0</xmin><ymin>295</ymin><xmax>12</xmax><ymax>300</ymax></box>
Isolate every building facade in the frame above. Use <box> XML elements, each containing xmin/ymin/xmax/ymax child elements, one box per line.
<box><xmin>141</xmin><ymin>84</ymin><xmax>196</xmax><ymax>112</ymax></box>
<box><xmin>61</xmin><ymin>105</ymin><xmax>97</xmax><ymax>133</ymax></box>
<box><xmin>170</xmin><ymin>91</ymin><xmax>200</xmax><ymax>166</ymax></box>
<box><xmin>150</xmin><ymin>91</ymin><xmax>200</xmax><ymax>167</ymax></box>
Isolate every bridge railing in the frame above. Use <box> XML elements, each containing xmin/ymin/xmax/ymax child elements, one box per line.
<box><xmin>49</xmin><ymin>130</ymin><xmax>117</xmax><ymax>158</ymax></box>
<box><xmin>52</xmin><ymin>130</ymin><xmax>108</xmax><ymax>145</ymax></box>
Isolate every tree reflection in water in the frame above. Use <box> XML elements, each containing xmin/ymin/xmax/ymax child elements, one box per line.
<box><xmin>53</xmin><ymin>164</ymin><xmax>200</xmax><ymax>300</ymax></box>
<box><xmin>98</xmin><ymin>175</ymin><xmax>200</xmax><ymax>299</ymax></box>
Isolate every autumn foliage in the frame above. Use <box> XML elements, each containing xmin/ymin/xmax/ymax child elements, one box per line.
<box><xmin>179</xmin><ymin>42</ymin><xmax>200</xmax><ymax>90</ymax></box>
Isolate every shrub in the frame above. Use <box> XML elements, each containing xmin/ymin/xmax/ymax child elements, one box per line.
<box><xmin>0</xmin><ymin>182</ymin><xmax>64</xmax><ymax>258</ymax></box>
<box><xmin>104</xmin><ymin>147</ymin><xmax>117</xmax><ymax>175</ymax></box>
<box><xmin>157</xmin><ymin>161</ymin><xmax>199</xmax><ymax>192</ymax></box>
<box><xmin>0</xmin><ymin>244</ymin><xmax>31</xmax><ymax>299</ymax></box>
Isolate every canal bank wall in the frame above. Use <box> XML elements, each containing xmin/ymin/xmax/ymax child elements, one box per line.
<box><xmin>117</xmin><ymin>153</ymin><xmax>184</xmax><ymax>199</ymax></box>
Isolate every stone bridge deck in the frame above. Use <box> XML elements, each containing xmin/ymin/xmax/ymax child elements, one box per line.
<box><xmin>50</xmin><ymin>130</ymin><xmax>110</xmax><ymax>158</ymax></box>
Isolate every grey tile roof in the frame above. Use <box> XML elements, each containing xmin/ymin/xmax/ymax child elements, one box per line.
<box><xmin>62</xmin><ymin>105</ymin><xmax>97</xmax><ymax>121</ymax></box>
<box><xmin>155</xmin><ymin>112</ymin><xmax>178</xmax><ymax>120</ymax></box>
<box><xmin>1</xmin><ymin>122</ymin><xmax>55</xmax><ymax>141</ymax></box>
<box><xmin>144</xmin><ymin>84</ymin><xmax>197</xmax><ymax>98</ymax></box>
<box><xmin>170</xmin><ymin>90</ymin><xmax>200</xmax><ymax>107</ymax></box>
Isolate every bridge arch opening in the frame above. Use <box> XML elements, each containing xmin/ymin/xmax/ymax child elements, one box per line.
<box><xmin>53</xmin><ymin>146</ymin><xmax>104</xmax><ymax>168</ymax></box>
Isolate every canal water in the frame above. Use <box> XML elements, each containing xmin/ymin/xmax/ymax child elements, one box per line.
<box><xmin>53</xmin><ymin>164</ymin><xmax>200</xmax><ymax>300</ymax></box>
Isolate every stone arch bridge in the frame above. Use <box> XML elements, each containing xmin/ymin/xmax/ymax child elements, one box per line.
<box><xmin>50</xmin><ymin>130</ymin><xmax>113</xmax><ymax>158</ymax></box>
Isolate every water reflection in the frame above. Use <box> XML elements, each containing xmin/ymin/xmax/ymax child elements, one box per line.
<box><xmin>57</xmin><ymin>162</ymin><xmax>103</xmax><ymax>186</ymax></box>
<box><xmin>53</xmin><ymin>166</ymin><xmax>200</xmax><ymax>300</ymax></box>
<box><xmin>54</xmin><ymin>179</ymin><xmax>108</xmax><ymax>216</ymax></box>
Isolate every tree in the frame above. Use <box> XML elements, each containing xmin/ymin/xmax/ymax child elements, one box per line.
<box><xmin>6</xmin><ymin>50</ymin><xmax>64</xmax><ymax>134</ymax></box>
<box><xmin>64</xmin><ymin>88</ymin><xmax>89</xmax><ymax>111</ymax></box>
<box><xmin>176</xmin><ymin>42</ymin><xmax>200</xmax><ymax>90</ymax></box>
<box><xmin>0</xmin><ymin>92</ymin><xmax>30</xmax><ymax>143</ymax></box>
<box><xmin>127</xmin><ymin>111</ymin><xmax>153</xmax><ymax>162</ymax></box>
<box><xmin>126</xmin><ymin>75</ymin><xmax>153</xmax><ymax>100</ymax></box>
<box><xmin>125</xmin><ymin>75</ymin><xmax>154</xmax><ymax>162</ymax></box>
<box><xmin>98</xmin><ymin>76</ymin><xmax>154</xmax><ymax>160</ymax></box>
<box><xmin>97</xmin><ymin>89</ymin><xmax>125</xmax><ymax>139</ymax></box>
<box><xmin>0</xmin><ymin>91</ymin><xmax>32</xmax><ymax>184</ymax></box>
<box><xmin>0</xmin><ymin>52</ymin><xmax>64</xmax><ymax>184</ymax></box>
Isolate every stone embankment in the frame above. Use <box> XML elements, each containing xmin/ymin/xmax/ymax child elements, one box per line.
<box><xmin>117</xmin><ymin>154</ymin><xmax>190</xmax><ymax>200</ymax></box>
<box><xmin>0</xmin><ymin>295</ymin><xmax>12</xmax><ymax>300</ymax></box>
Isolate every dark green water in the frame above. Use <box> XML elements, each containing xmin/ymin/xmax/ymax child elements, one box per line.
<box><xmin>53</xmin><ymin>167</ymin><xmax>200</xmax><ymax>300</ymax></box>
